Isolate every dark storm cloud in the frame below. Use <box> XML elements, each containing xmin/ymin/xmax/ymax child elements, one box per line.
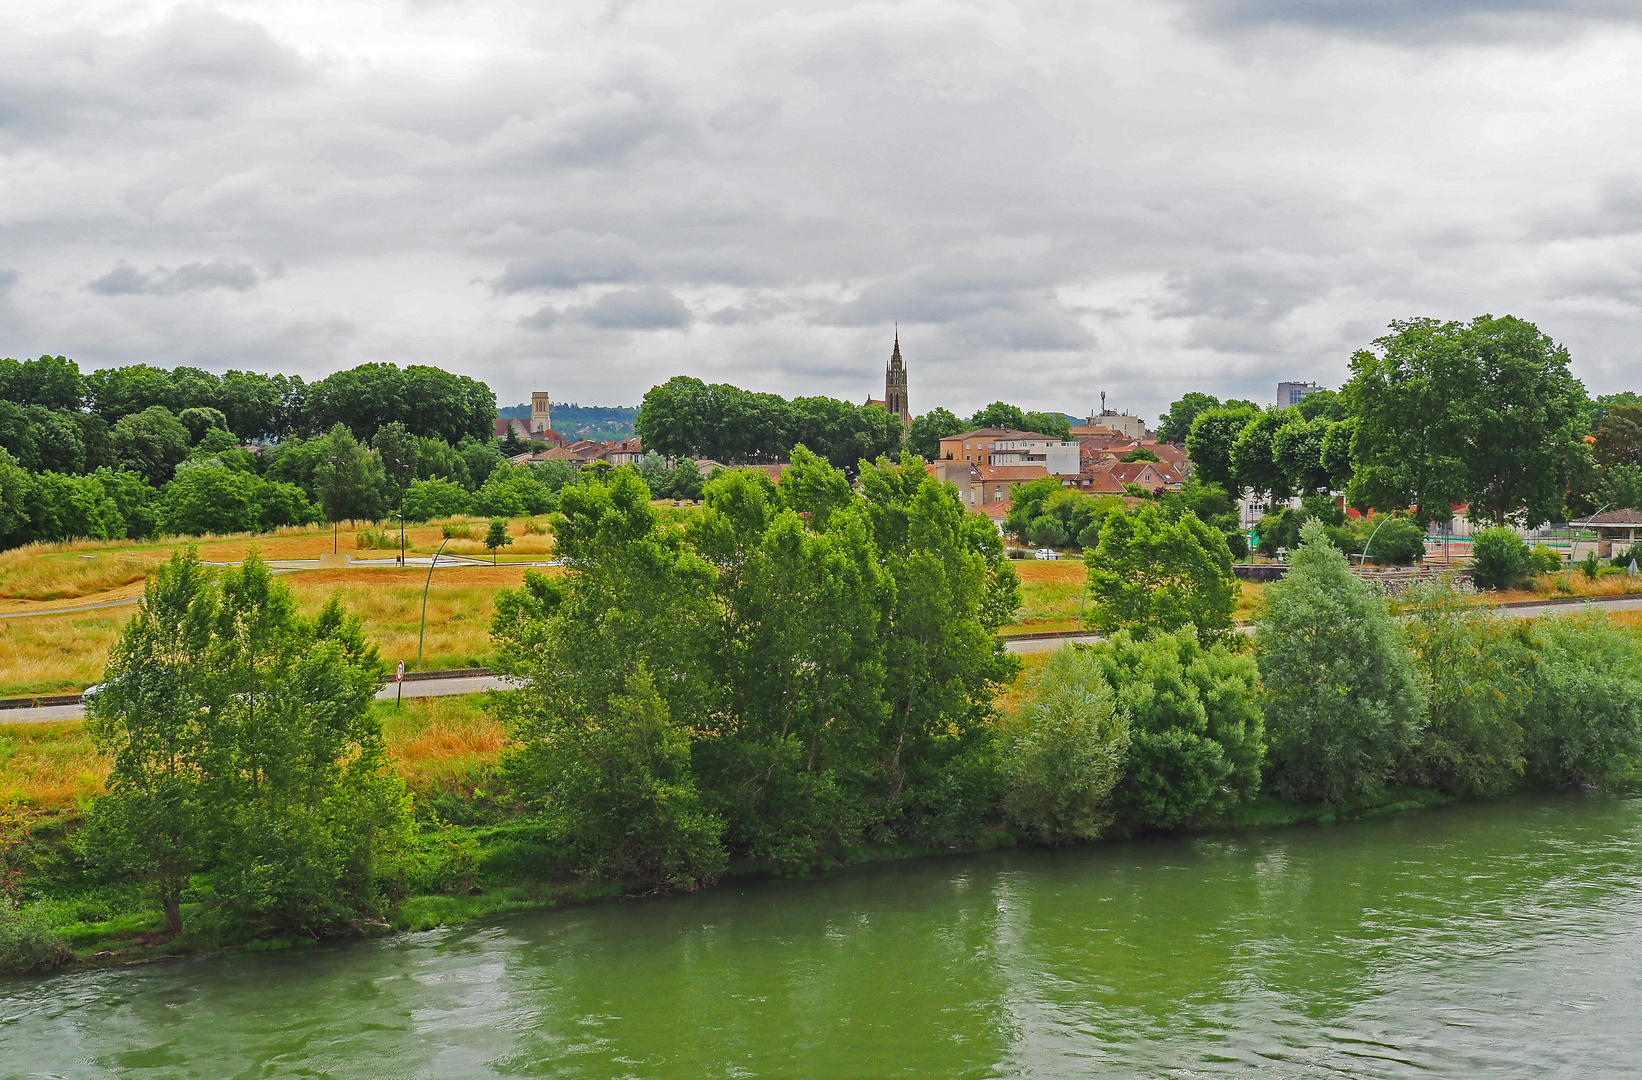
<box><xmin>90</xmin><ymin>260</ymin><xmax>260</xmax><ymax>296</ymax></box>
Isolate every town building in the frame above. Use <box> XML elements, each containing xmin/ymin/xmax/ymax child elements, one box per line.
<box><xmin>938</xmin><ymin>428</ymin><xmax>1078</xmax><ymax>474</ymax></box>
<box><xmin>1278</xmin><ymin>381</ymin><xmax>1326</xmax><ymax>407</ymax></box>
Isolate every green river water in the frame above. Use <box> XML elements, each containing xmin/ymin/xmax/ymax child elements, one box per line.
<box><xmin>4</xmin><ymin>789</ymin><xmax>1641</xmax><ymax>1078</ymax></box>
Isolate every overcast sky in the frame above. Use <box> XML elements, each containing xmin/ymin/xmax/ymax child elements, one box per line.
<box><xmin>2</xmin><ymin>1</ymin><xmax>1640</xmax><ymax>421</ymax></box>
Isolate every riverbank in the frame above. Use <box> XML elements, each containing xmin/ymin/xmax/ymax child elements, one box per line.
<box><xmin>6</xmin><ymin>775</ymin><xmax>1469</xmax><ymax>976</ymax></box>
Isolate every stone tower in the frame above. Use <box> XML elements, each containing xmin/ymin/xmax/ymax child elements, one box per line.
<box><xmin>885</xmin><ymin>329</ymin><xmax>910</xmax><ymax>424</ymax></box>
<box><xmin>530</xmin><ymin>391</ymin><xmax>552</xmax><ymax>435</ymax></box>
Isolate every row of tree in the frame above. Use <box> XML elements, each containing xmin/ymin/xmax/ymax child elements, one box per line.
<box><xmin>1004</xmin><ymin>518</ymin><xmax>1642</xmax><ymax>843</ymax></box>
<box><xmin>1174</xmin><ymin>316</ymin><xmax>1638</xmax><ymax>526</ymax></box>
<box><xmin>635</xmin><ymin>376</ymin><xmax>908</xmax><ymax>470</ymax></box>
<box><xmin>0</xmin><ymin>355</ymin><xmax>495</xmax><ymax>447</ymax></box>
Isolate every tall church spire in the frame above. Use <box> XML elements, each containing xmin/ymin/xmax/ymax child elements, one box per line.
<box><xmin>884</xmin><ymin>326</ymin><xmax>910</xmax><ymax>425</ymax></box>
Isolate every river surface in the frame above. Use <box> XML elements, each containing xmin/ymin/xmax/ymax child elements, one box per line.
<box><xmin>4</xmin><ymin>790</ymin><xmax>1641</xmax><ymax>1078</ymax></box>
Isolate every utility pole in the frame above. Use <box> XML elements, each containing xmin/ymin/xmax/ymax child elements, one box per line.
<box><xmin>328</xmin><ymin>455</ymin><xmax>340</xmax><ymax>554</ymax></box>
<box><xmin>416</xmin><ymin>537</ymin><xmax>453</xmax><ymax>671</ymax></box>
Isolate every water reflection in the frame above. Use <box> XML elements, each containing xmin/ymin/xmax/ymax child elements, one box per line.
<box><xmin>2</xmin><ymin>790</ymin><xmax>1638</xmax><ymax>1078</ymax></box>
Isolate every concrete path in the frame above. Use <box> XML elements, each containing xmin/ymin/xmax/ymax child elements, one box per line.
<box><xmin>5</xmin><ymin>593</ymin><xmax>1639</xmax><ymax>724</ymax></box>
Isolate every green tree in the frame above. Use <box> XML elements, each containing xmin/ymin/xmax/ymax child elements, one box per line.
<box><xmin>371</xmin><ymin>421</ymin><xmax>419</xmax><ymax>511</ymax></box>
<box><xmin>1345</xmin><ymin>315</ymin><xmax>1588</xmax><ymax>526</ymax></box>
<box><xmin>1090</xmin><ymin>628</ymin><xmax>1264</xmax><ymax>830</ymax></box>
<box><xmin>85</xmin><ymin>364</ymin><xmax>177</xmax><ymax>423</ymax></box>
<box><xmin>21</xmin><ymin>472</ymin><xmax>125</xmax><ymax>543</ymax></box>
<box><xmin>491</xmin><ymin>470</ymin><xmax>727</xmax><ymax>885</ymax></box>
<box><xmin>968</xmin><ymin>402</ymin><xmax>1072</xmax><ymax>440</ymax></box>
<box><xmin>485</xmin><ymin>519</ymin><xmax>513</xmax><ymax>563</ymax></box>
<box><xmin>1272</xmin><ymin>416</ymin><xmax>1335</xmax><ymax>497</ymax></box>
<box><xmin>1592</xmin><ymin>403</ymin><xmax>1642</xmax><ymax>469</ymax></box>
<box><xmin>1001</xmin><ymin>645</ymin><xmax>1130</xmax><ymax>844</ymax></box>
<box><xmin>1520</xmin><ymin>612</ymin><xmax>1642</xmax><ymax>787</ymax></box>
<box><xmin>176</xmin><ymin>406</ymin><xmax>229</xmax><ymax>445</ymax></box>
<box><xmin>201</xmin><ymin>555</ymin><xmax>409</xmax><ymax>931</ymax></box>
<box><xmin>1186</xmin><ymin>404</ymin><xmax>1261</xmax><ymax>495</ymax></box>
<box><xmin>457</xmin><ymin>436</ymin><xmax>504</xmax><ymax>490</ymax></box>
<box><xmin>0</xmin><ymin>449</ymin><xmax>32</xmax><ymax>549</ymax></box>
<box><xmin>1230</xmin><ymin>406</ymin><xmax>1295</xmax><ymax>506</ymax></box>
<box><xmin>1157</xmin><ymin>392</ymin><xmax>1219</xmax><ymax>444</ymax></box>
<box><xmin>1085</xmin><ymin>504</ymin><xmax>1238</xmax><ymax>640</ymax></box>
<box><xmin>1470</xmin><ymin>527</ymin><xmax>1531</xmax><ymax>590</ymax></box>
<box><xmin>907</xmin><ymin>406</ymin><xmax>967</xmax><ymax>459</ymax></box>
<box><xmin>1402</xmin><ymin>584</ymin><xmax>1528</xmax><ymax>797</ymax></box>
<box><xmin>112</xmin><ymin>405</ymin><xmax>191</xmax><ymax>486</ymax></box>
<box><xmin>0</xmin><ymin>354</ymin><xmax>82</xmax><ymax>411</ymax></box>
<box><xmin>1256</xmin><ymin>520</ymin><xmax>1425</xmax><ymax>802</ymax></box>
<box><xmin>83</xmin><ymin>549</ymin><xmax>217</xmax><ymax>933</ymax></box>
<box><xmin>402</xmin><ymin>478</ymin><xmax>470</xmax><ymax>521</ymax></box>
<box><xmin>310</xmin><ymin>423</ymin><xmax>386</xmax><ymax>524</ymax></box>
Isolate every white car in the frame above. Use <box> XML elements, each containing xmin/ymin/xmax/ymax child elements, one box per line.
<box><xmin>1034</xmin><ymin>548</ymin><xmax>1058</xmax><ymax>560</ymax></box>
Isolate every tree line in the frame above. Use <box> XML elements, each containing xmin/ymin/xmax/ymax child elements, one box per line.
<box><xmin>7</xmin><ymin>454</ymin><xmax>1640</xmax><ymax>972</ymax></box>
<box><xmin>635</xmin><ymin>376</ymin><xmax>909</xmax><ymax>470</ymax></box>
<box><xmin>0</xmin><ymin>356</ymin><xmax>515</xmax><ymax>550</ymax></box>
<box><xmin>1174</xmin><ymin>316</ymin><xmax>1638</xmax><ymax>540</ymax></box>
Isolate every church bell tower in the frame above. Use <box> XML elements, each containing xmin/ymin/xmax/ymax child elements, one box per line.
<box><xmin>885</xmin><ymin>329</ymin><xmax>910</xmax><ymax>424</ymax></box>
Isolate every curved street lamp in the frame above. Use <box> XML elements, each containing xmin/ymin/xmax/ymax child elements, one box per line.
<box><xmin>415</xmin><ymin>536</ymin><xmax>453</xmax><ymax>671</ymax></box>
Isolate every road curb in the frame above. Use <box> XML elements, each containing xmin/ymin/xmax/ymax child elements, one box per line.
<box><xmin>0</xmin><ymin>667</ymin><xmax>497</xmax><ymax>711</ymax></box>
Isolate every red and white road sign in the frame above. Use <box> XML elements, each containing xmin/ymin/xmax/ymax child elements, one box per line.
<box><xmin>396</xmin><ymin>660</ymin><xmax>405</xmax><ymax>682</ymax></box>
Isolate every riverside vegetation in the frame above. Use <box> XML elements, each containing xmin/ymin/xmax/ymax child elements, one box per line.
<box><xmin>5</xmin><ymin>461</ymin><xmax>1642</xmax><ymax>974</ymax></box>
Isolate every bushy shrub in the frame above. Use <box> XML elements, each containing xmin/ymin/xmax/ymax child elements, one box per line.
<box><xmin>1256</xmin><ymin>520</ymin><xmax>1425</xmax><ymax>802</ymax></box>
<box><xmin>1402</xmin><ymin>583</ymin><xmax>1529</xmax><ymax>796</ymax></box>
<box><xmin>1471</xmin><ymin>527</ymin><xmax>1531</xmax><ymax>590</ymax></box>
<box><xmin>1520</xmin><ymin>613</ymin><xmax>1642</xmax><ymax>787</ymax></box>
<box><xmin>1582</xmin><ymin>550</ymin><xmax>1601</xmax><ymax>579</ymax></box>
<box><xmin>1528</xmin><ymin>544</ymin><xmax>1562</xmax><ymax>575</ymax></box>
<box><xmin>403</xmin><ymin>478</ymin><xmax>470</xmax><ymax>522</ymax></box>
<box><xmin>0</xmin><ymin>901</ymin><xmax>72</xmax><ymax>974</ymax></box>
<box><xmin>1089</xmin><ymin>628</ymin><xmax>1264</xmax><ymax>831</ymax></box>
<box><xmin>1086</xmin><ymin>504</ymin><xmax>1238</xmax><ymax>640</ymax></box>
<box><xmin>1001</xmin><ymin>646</ymin><xmax>1131</xmax><ymax>843</ymax></box>
<box><xmin>1365</xmin><ymin>517</ymin><xmax>1426</xmax><ymax>565</ymax></box>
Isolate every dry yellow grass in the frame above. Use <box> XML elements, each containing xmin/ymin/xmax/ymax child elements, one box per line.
<box><xmin>1486</xmin><ymin>572</ymin><xmax>1642</xmax><ymax>606</ymax></box>
<box><xmin>993</xmin><ymin>650</ymin><xmax>1052</xmax><ymax>717</ymax></box>
<box><xmin>0</xmin><ymin>567</ymin><xmax>560</xmax><ymax>696</ymax></box>
<box><xmin>380</xmin><ymin>696</ymin><xmax>507</xmax><ymax>794</ymax></box>
<box><xmin>0</xmin><ymin>546</ymin><xmax>166</xmax><ymax>602</ymax></box>
<box><xmin>0</xmin><ymin>721</ymin><xmax>108</xmax><ymax>810</ymax></box>
<box><xmin>0</xmin><ymin>696</ymin><xmax>509</xmax><ymax>813</ymax></box>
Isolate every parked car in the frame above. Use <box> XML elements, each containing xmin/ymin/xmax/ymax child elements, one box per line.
<box><xmin>1034</xmin><ymin>548</ymin><xmax>1058</xmax><ymax>560</ymax></box>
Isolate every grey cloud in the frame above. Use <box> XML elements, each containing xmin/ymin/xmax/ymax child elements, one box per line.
<box><xmin>0</xmin><ymin>7</ymin><xmax>308</xmax><ymax>141</ymax></box>
<box><xmin>5</xmin><ymin>1</ymin><xmax>1642</xmax><ymax>420</ymax></box>
<box><xmin>497</xmin><ymin>231</ymin><xmax>643</xmax><ymax>292</ymax></box>
<box><xmin>573</xmin><ymin>286</ymin><xmax>693</xmax><ymax>330</ymax></box>
<box><xmin>0</xmin><ymin>269</ymin><xmax>16</xmax><ymax>291</ymax></box>
<box><xmin>90</xmin><ymin>260</ymin><xmax>260</xmax><ymax>296</ymax></box>
<box><xmin>1186</xmin><ymin>0</ymin><xmax>1642</xmax><ymax>35</ymax></box>
<box><xmin>817</xmin><ymin>261</ymin><xmax>1064</xmax><ymax>328</ymax></box>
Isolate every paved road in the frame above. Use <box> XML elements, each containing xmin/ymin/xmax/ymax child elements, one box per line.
<box><xmin>5</xmin><ymin>594</ymin><xmax>1640</xmax><ymax>724</ymax></box>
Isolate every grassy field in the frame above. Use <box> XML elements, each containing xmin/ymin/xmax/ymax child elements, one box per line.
<box><xmin>1005</xmin><ymin>558</ymin><xmax>1264</xmax><ymax>633</ymax></box>
<box><xmin>0</xmin><ymin>694</ymin><xmax>508</xmax><ymax>813</ymax></box>
<box><xmin>0</xmin><ymin>566</ymin><xmax>551</xmax><ymax>697</ymax></box>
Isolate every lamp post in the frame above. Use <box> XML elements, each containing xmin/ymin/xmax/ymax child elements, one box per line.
<box><xmin>328</xmin><ymin>455</ymin><xmax>340</xmax><ymax>554</ymax></box>
<box><xmin>416</xmin><ymin>537</ymin><xmax>453</xmax><ymax>671</ymax></box>
<box><xmin>393</xmin><ymin>457</ymin><xmax>407</xmax><ymax>566</ymax></box>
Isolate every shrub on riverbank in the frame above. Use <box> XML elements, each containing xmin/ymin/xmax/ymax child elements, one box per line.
<box><xmin>1000</xmin><ymin>647</ymin><xmax>1129</xmax><ymax>843</ymax></box>
<box><xmin>1257</xmin><ymin>520</ymin><xmax>1426</xmax><ymax>803</ymax></box>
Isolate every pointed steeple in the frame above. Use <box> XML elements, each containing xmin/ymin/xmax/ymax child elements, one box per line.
<box><xmin>884</xmin><ymin>325</ymin><xmax>909</xmax><ymax>425</ymax></box>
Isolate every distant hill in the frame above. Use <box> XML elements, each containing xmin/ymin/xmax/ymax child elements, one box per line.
<box><xmin>498</xmin><ymin>402</ymin><xmax>639</xmax><ymax>442</ymax></box>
